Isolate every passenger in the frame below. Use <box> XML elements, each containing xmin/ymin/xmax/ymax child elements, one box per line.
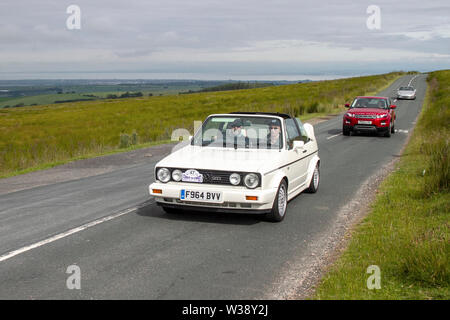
<box><xmin>356</xmin><ymin>99</ymin><xmax>366</xmax><ymax>108</ymax></box>
<box><xmin>227</xmin><ymin>119</ymin><xmax>249</xmax><ymax>148</ymax></box>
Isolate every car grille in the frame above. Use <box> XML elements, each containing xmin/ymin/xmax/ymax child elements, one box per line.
<box><xmin>355</xmin><ymin>114</ymin><xmax>377</xmax><ymax>119</ymax></box>
<box><xmin>354</xmin><ymin>125</ymin><xmax>377</xmax><ymax>131</ymax></box>
<box><xmin>198</xmin><ymin>169</ymin><xmax>236</xmax><ymax>185</ymax></box>
<box><xmin>157</xmin><ymin>167</ymin><xmax>262</xmax><ymax>187</ymax></box>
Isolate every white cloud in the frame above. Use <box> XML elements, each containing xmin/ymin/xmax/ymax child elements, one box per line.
<box><xmin>387</xmin><ymin>24</ymin><xmax>450</xmax><ymax>41</ymax></box>
<box><xmin>144</xmin><ymin>39</ymin><xmax>450</xmax><ymax>63</ymax></box>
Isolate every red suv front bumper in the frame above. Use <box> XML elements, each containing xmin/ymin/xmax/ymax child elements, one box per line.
<box><xmin>343</xmin><ymin>115</ymin><xmax>391</xmax><ymax>133</ymax></box>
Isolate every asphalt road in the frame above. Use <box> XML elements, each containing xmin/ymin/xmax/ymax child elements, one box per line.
<box><xmin>0</xmin><ymin>74</ymin><xmax>427</xmax><ymax>299</ymax></box>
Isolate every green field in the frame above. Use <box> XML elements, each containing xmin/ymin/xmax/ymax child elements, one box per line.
<box><xmin>0</xmin><ymin>80</ymin><xmax>243</xmax><ymax>108</ymax></box>
<box><xmin>0</xmin><ymin>72</ymin><xmax>404</xmax><ymax>178</ymax></box>
<box><xmin>1</xmin><ymin>93</ymin><xmax>98</xmax><ymax>107</ymax></box>
<box><xmin>0</xmin><ymin>87</ymin><xmax>210</xmax><ymax>108</ymax></box>
<box><xmin>314</xmin><ymin>70</ymin><xmax>449</xmax><ymax>300</ymax></box>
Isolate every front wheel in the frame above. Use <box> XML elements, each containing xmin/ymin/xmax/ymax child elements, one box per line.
<box><xmin>384</xmin><ymin>123</ymin><xmax>392</xmax><ymax>137</ymax></box>
<box><xmin>305</xmin><ymin>164</ymin><xmax>320</xmax><ymax>193</ymax></box>
<box><xmin>265</xmin><ymin>180</ymin><xmax>288</xmax><ymax>222</ymax></box>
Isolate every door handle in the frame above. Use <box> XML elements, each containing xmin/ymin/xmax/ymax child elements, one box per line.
<box><xmin>302</xmin><ymin>149</ymin><xmax>307</xmax><ymax>153</ymax></box>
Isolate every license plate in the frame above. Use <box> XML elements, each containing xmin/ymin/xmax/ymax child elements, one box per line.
<box><xmin>180</xmin><ymin>189</ymin><xmax>223</xmax><ymax>203</ymax></box>
<box><xmin>358</xmin><ymin>120</ymin><xmax>372</xmax><ymax>124</ymax></box>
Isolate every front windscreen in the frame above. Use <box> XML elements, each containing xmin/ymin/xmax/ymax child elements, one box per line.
<box><xmin>351</xmin><ymin>98</ymin><xmax>388</xmax><ymax>109</ymax></box>
<box><xmin>191</xmin><ymin>115</ymin><xmax>283</xmax><ymax>149</ymax></box>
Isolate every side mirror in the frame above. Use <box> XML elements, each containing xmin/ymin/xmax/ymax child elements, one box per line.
<box><xmin>390</xmin><ymin>105</ymin><xmax>397</xmax><ymax>109</ymax></box>
<box><xmin>293</xmin><ymin>140</ymin><xmax>305</xmax><ymax>150</ymax></box>
<box><xmin>345</xmin><ymin>103</ymin><xmax>350</xmax><ymax>108</ymax></box>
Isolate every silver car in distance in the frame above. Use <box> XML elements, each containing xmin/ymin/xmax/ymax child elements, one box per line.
<box><xmin>397</xmin><ymin>86</ymin><xmax>416</xmax><ymax>100</ymax></box>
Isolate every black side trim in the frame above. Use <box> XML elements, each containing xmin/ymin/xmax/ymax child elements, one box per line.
<box><xmin>263</xmin><ymin>150</ymin><xmax>318</xmax><ymax>176</ymax></box>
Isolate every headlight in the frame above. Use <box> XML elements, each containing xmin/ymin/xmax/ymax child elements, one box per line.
<box><xmin>377</xmin><ymin>114</ymin><xmax>388</xmax><ymax>119</ymax></box>
<box><xmin>172</xmin><ymin>169</ymin><xmax>182</xmax><ymax>182</ymax></box>
<box><xmin>229</xmin><ymin>173</ymin><xmax>241</xmax><ymax>186</ymax></box>
<box><xmin>345</xmin><ymin>113</ymin><xmax>354</xmax><ymax>118</ymax></box>
<box><xmin>244</xmin><ymin>173</ymin><xmax>259</xmax><ymax>189</ymax></box>
<box><xmin>157</xmin><ymin>168</ymin><xmax>170</xmax><ymax>183</ymax></box>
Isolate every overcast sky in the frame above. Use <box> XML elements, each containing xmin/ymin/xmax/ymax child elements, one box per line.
<box><xmin>1</xmin><ymin>0</ymin><xmax>449</xmax><ymax>79</ymax></box>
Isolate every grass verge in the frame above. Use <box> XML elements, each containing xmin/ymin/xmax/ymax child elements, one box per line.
<box><xmin>314</xmin><ymin>70</ymin><xmax>449</xmax><ymax>300</ymax></box>
<box><xmin>0</xmin><ymin>139</ymin><xmax>173</xmax><ymax>179</ymax></box>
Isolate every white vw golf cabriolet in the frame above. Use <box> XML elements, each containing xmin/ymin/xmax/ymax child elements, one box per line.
<box><xmin>149</xmin><ymin>112</ymin><xmax>320</xmax><ymax>222</ymax></box>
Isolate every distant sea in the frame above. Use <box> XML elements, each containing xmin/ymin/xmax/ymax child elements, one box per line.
<box><xmin>0</xmin><ymin>72</ymin><xmax>352</xmax><ymax>81</ymax></box>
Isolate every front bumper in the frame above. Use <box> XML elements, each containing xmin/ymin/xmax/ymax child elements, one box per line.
<box><xmin>343</xmin><ymin>116</ymin><xmax>390</xmax><ymax>133</ymax></box>
<box><xmin>397</xmin><ymin>94</ymin><xmax>415</xmax><ymax>100</ymax></box>
<box><xmin>343</xmin><ymin>124</ymin><xmax>389</xmax><ymax>133</ymax></box>
<box><xmin>149</xmin><ymin>182</ymin><xmax>277</xmax><ymax>213</ymax></box>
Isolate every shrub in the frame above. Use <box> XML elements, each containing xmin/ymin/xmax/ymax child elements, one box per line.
<box><xmin>131</xmin><ymin>131</ymin><xmax>139</xmax><ymax>145</ymax></box>
<box><xmin>119</xmin><ymin>133</ymin><xmax>131</xmax><ymax>149</ymax></box>
<box><xmin>307</xmin><ymin>102</ymin><xmax>319</xmax><ymax>113</ymax></box>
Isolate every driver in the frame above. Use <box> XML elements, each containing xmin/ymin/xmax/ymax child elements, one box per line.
<box><xmin>377</xmin><ymin>100</ymin><xmax>386</xmax><ymax>108</ymax></box>
<box><xmin>267</xmin><ymin>119</ymin><xmax>281</xmax><ymax>149</ymax></box>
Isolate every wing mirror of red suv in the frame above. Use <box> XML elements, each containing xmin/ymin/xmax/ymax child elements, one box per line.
<box><xmin>390</xmin><ymin>105</ymin><xmax>397</xmax><ymax>109</ymax></box>
<box><xmin>345</xmin><ymin>103</ymin><xmax>351</xmax><ymax>108</ymax></box>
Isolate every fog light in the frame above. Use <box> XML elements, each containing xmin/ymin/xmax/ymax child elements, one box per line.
<box><xmin>172</xmin><ymin>169</ymin><xmax>182</xmax><ymax>182</ymax></box>
<box><xmin>229</xmin><ymin>173</ymin><xmax>241</xmax><ymax>185</ymax></box>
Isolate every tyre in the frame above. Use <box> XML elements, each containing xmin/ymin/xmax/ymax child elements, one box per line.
<box><xmin>305</xmin><ymin>163</ymin><xmax>320</xmax><ymax>193</ymax></box>
<box><xmin>391</xmin><ymin>121</ymin><xmax>395</xmax><ymax>133</ymax></box>
<box><xmin>343</xmin><ymin>127</ymin><xmax>350</xmax><ymax>136</ymax></box>
<box><xmin>384</xmin><ymin>129</ymin><xmax>391</xmax><ymax>137</ymax></box>
<box><xmin>265</xmin><ymin>180</ymin><xmax>288</xmax><ymax>222</ymax></box>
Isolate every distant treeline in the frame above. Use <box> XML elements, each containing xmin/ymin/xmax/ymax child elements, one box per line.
<box><xmin>54</xmin><ymin>98</ymin><xmax>95</xmax><ymax>104</ymax></box>
<box><xmin>106</xmin><ymin>92</ymin><xmax>144</xmax><ymax>99</ymax></box>
<box><xmin>180</xmin><ymin>82</ymin><xmax>274</xmax><ymax>94</ymax></box>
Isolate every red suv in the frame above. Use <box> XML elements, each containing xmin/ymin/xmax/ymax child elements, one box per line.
<box><xmin>343</xmin><ymin>96</ymin><xmax>396</xmax><ymax>137</ymax></box>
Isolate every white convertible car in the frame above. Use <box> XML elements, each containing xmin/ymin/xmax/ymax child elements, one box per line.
<box><xmin>149</xmin><ymin>112</ymin><xmax>320</xmax><ymax>222</ymax></box>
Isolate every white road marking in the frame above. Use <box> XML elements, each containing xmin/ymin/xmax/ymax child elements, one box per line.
<box><xmin>0</xmin><ymin>202</ymin><xmax>151</xmax><ymax>263</ymax></box>
<box><xmin>396</xmin><ymin>129</ymin><xmax>409</xmax><ymax>133</ymax></box>
<box><xmin>327</xmin><ymin>133</ymin><xmax>342</xmax><ymax>140</ymax></box>
<box><xmin>408</xmin><ymin>74</ymin><xmax>419</xmax><ymax>86</ymax></box>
